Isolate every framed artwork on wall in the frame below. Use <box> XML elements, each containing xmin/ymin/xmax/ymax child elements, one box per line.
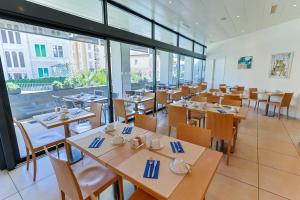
<box><xmin>269</xmin><ymin>52</ymin><xmax>293</xmax><ymax>79</ymax></box>
<box><xmin>238</xmin><ymin>56</ymin><xmax>253</xmax><ymax>69</ymax></box>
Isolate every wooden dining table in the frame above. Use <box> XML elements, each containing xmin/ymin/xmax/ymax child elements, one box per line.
<box><xmin>64</xmin><ymin>93</ymin><xmax>108</xmax><ymax>104</ymax></box>
<box><xmin>123</xmin><ymin>96</ymin><xmax>154</xmax><ymax>111</ymax></box>
<box><xmin>67</xmin><ymin>122</ymin><xmax>222</xmax><ymax>200</ymax></box>
<box><xmin>253</xmin><ymin>91</ymin><xmax>284</xmax><ymax>115</ymax></box>
<box><xmin>33</xmin><ymin>108</ymin><xmax>95</xmax><ymax>163</ymax></box>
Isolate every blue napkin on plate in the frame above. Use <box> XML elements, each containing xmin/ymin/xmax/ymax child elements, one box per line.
<box><xmin>122</xmin><ymin>127</ymin><xmax>133</xmax><ymax>134</ymax></box>
<box><xmin>43</xmin><ymin>115</ymin><xmax>57</xmax><ymax>121</ymax></box>
<box><xmin>143</xmin><ymin>160</ymin><xmax>160</xmax><ymax>179</ymax></box>
<box><xmin>170</xmin><ymin>141</ymin><xmax>185</xmax><ymax>153</ymax></box>
<box><xmin>88</xmin><ymin>137</ymin><xmax>105</xmax><ymax>148</ymax></box>
<box><xmin>217</xmin><ymin>109</ymin><xmax>226</xmax><ymax>114</ymax></box>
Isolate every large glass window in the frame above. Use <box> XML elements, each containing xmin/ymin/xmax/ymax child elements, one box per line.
<box><xmin>194</xmin><ymin>43</ymin><xmax>204</xmax><ymax>54</ymax></box>
<box><xmin>179</xmin><ymin>36</ymin><xmax>193</xmax><ymax>51</ymax></box>
<box><xmin>1</xmin><ymin>30</ymin><xmax>7</xmax><ymax>43</ymax></box>
<box><xmin>179</xmin><ymin>56</ymin><xmax>193</xmax><ymax>84</ymax></box>
<box><xmin>27</xmin><ymin>0</ymin><xmax>103</xmax><ymax>23</ymax></box>
<box><xmin>1</xmin><ymin>19</ymin><xmax>109</xmax><ymax>158</ymax></box>
<box><xmin>108</xmin><ymin>4</ymin><xmax>152</xmax><ymax>38</ymax></box>
<box><xmin>155</xmin><ymin>25</ymin><xmax>177</xmax><ymax>46</ymax></box>
<box><xmin>156</xmin><ymin>50</ymin><xmax>179</xmax><ymax>89</ymax></box>
<box><xmin>193</xmin><ymin>58</ymin><xmax>203</xmax><ymax>83</ymax></box>
<box><xmin>111</xmin><ymin>41</ymin><xmax>154</xmax><ymax>99</ymax></box>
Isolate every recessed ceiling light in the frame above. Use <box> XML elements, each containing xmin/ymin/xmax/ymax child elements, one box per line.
<box><xmin>241</xmin><ymin>30</ymin><xmax>245</xmax><ymax>33</ymax></box>
<box><xmin>195</xmin><ymin>22</ymin><xmax>199</xmax><ymax>25</ymax></box>
<box><xmin>293</xmin><ymin>4</ymin><xmax>297</xmax><ymax>7</ymax></box>
<box><xmin>236</xmin><ymin>15</ymin><xmax>240</xmax><ymax>18</ymax></box>
<box><xmin>169</xmin><ymin>0</ymin><xmax>172</xmax><ymax>4</ymax></box>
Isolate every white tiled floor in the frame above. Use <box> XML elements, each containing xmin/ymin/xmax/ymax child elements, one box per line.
<box><xmin>1</xmin><ymin>108</ymin><xmax>300</xmax><ymax>200</ymax></box>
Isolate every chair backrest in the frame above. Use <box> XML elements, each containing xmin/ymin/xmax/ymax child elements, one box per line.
<box><xmin>181</xmin><ymin>86</ymin><xmax>190</xmax><ymax>97</ymax></box>
<box><xmin>113</xmin><ymin>99</ymin><xmax>126</xmax><ymax>118</ymax></box>
<box><xmin>176</xmin><ymin>123</ymin><xmax>211</xmax><ymax>148</ymax></box>
<box><xmin>156</xmin><ymin>91</ymin><xmax>168</xmax><ymax>105</ymax></box>
<box><xmin>171</xmin><ymin>91</ymin><xmax>182</xmax><ymax>101</ymax></box>
<box><xmin>219</xmin><ymin>84</ymin><xmax>227</xmax><ymax>88</ymax></box>
<box><xmin>134</xmin><ymin>114</ymin><xmax>157</xmax><ymax>132</ymax></box>
<box><xmin>14</xmin><ymin>119</ymin><xmax>33</xmax><ymax>151</ymax></box>
<box><xmin>206</xmin><ymin>111</ymin><xmax>234</xmax><ymax>140</ymax></box>
<box><xmin>143</xmin><ymin>92</ymin><xmax>155</xmax><ymax>108</ymax></box>
<box><xmin>219</xmin><ymin>87</ymin><xmax>226</xmax><ymax>93</ymax></box>
<box><xmin>45</xmin><ymin>149</ymin><xmax>83</xmax><ymax>200</ymax></box>
<box><xmin>224</xmin><ymin>95</ymin><xmax>241</xmax><ymax>101</ymax></box>
<box><xmin>280</xmin><ymin>93</ymin><xmax>294</xmax><ymax>107</ymax></box>
<box><xmin>209</xmin><ymin>89</ymin><xmax>220</xmax><ymax>93</ymax></box>
<box><xmin>199</xmin><ymin>92</ymin><xmax>212</xmax><ymax>98</ymax></box>
<box><xmin>167</xmin><ymin>105</ymin><xmax>187</xmax><ymax>127</ymax></box>
<box><xmin>198</xmin><ymin>82</ymin><xmax>207</xmax><ymax>91</ymax></box>
<box><xmin>237</xmin><ymin>86</ymin><xmax>245</xmax><ymax>92</ymax></box>
<box><xmin>191</xmin><ymin>96</ymin><xmax>207</xmax><ymax>102</ymax></box>
<box><xmin>249</xmin><ymin>88</ymin><xmax>258</xmax><ymax>99</ymax></box>
<box><xmin>63</xmin><ymin>98</ymin><xmax>75</xmax><ymax>109</ymax></box>
<box><xmin>207</xmin><ymin>95</ymin><xmax>220</xmax><ymax>104</ymax></box>
<box><xmin>231</xmin><ymin>90</ymin><xmax>242</xmax><ymax>94</ymax></box>
<box><xmin>125</xmin><ymin>90</ymin><xmax>135</xmax><ymax>96</ymax></box>
<box><xmin>221</xmin><ymin>99</ymin><xmax>241</xmax><ymax>107</ymax></box>
<box><xmin>89</xmin><ymin>102</ymin><xmax>102</xmax><ymax>128</ymax></box>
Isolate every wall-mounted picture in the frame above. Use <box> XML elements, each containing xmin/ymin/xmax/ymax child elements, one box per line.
<box><xmin>269</xmin><ymin>52</ymin><xmax>293</xmax><ymax>79</ymax></box>
<box><xmin>238</xmin><ymin>56</ymin><xmax>253</xmax><ymax>69</ymax></box>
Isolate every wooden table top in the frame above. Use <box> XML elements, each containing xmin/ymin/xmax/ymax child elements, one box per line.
<box><xmin>123</xmin><ymin>96</ymin><xmax>154</xmax><ymax>104</ymax></box>
<box><xmin>64</xmin><ymin>93</ymin><xmax>107</xmax><ymax>103</ymax></box>
<box><xmin>171</xmin><ymin>101</ymin><xmax>248</xmax><ymax>120</ymax></box>
<box><xmin>33</xmin><ymin>108</ymin><xmax>95</xmax><ymax>129</ymax></box>
<box><xmin>253</xmin><ymin>91</ymin><xmax>284</xmax><ymax>96</ymax></box>
<box><xmin>66</xmin><ymin>124</ymin><xmax>222</xmax><ymax>200</ymax></box>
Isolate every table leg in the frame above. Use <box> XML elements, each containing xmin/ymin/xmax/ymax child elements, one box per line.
<box><xmin>265</xmin><ymin>96</ymin><xmax>271</xmax><ymax>116</ymax></box>
<box><xmin>64</xmin><ymin>124</ymin><xmax>82</xmax><ymax>164</ymax></box>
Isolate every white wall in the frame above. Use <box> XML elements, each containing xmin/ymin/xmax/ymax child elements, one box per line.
<box><xmin>207</xmin><ymin>18</ymin><xmax>300</xmax><ymax>118</ymax></box>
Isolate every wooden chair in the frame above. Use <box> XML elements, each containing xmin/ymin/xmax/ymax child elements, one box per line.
<box><xmin>156</xmin><ymin>91</ymin><xmax>171</xmax><ymax>113</ymax></box>
<box><xmin>190</xmin><ymin>96</ymin><xmax>207</xmax><ymax>127</ymax></box>
<box><xmin>237</xmin><ymin>86</ymin><xmax>245</xmax><ymax>92</ymax></box>
<box><xmin>45</xmin><ymin>149</ymin><xmax>123</xmax><ymax>200</ymax></box>
<box><xmin>221</xmin><ymin>99</ymin><xmax>241</xmax><ymax>107</ymax></box>
<box><xmin>206</xmin><ymin>111</ymin><xmax>237</xmax><ymax>165</ymax></box>
<box><xmin>70</xmin><ymin>102</ymin><xmax>102</xmax><ymax>134</ymax></box>
<box><xmin>167</xmin><ymin>105</ymin><xmax>188</xmax><ymax>136</ymax></box>
<box><xmin>177</xmin><ymin>123</ymin><xmax>211</xmax><ymax>148</ymax></box>
<box><xmin>266</xmin><ymin>92</ymin><xmax>293</xmax><ymax>119</ymax></box>
<box><xmin>248</xmin><ymin>88</ymin><xmax>258</xmax><ymax>109</ymax></box>
<box><xmin>138</xmin><ymin>92</ymin><xmax>155</xmax><ymax>116</ymax></box>
<box><xmin>129</xmin><ymin>189</ymin><xmax>157</xmax><ymax>200</ymax></box>
<box><xmin>134</xmin><ymin>114</ymin><xmax>157</xmax><ymax>132</ymax></box>
<box><xmin>209</xmin><ymin>89</ymin><xmax>220</xmax><ymax>93</ymax></box>
<box><xmin>191</xmin><ymin>96</ymin><xmax>207</xmax><ymax>102</ymax></box>
<box><xmin>219</xmin><ymin>84</ymin><xmax>227</xmax><ymax>93</ymax></box>
<box><xmin>181</xmin><ymin>86</ymin><xmax>191</xmax><ymax>99</ymax></box>
<box><xmin>14</xmin><ymin>119</ymin><xmax>64</xmax><ymax>181</ymax></box>
<box><xmin>113</xmin><ymin>99</ymin><xmax>136</xmax><ymax>123</ymax></box>
<box><xmin>207</xmin><ymin>95</ymin><xmax>220</xmax><ymax>104</ymax></box>
<box><xmin>199</xmin><ymin>92</ymin><xmax>213</xmax><ymax>98</ymax></box>
<box><xmin>198</xmin><ymin>83</ymin><xmax>207</xmax><ymax>91</ymax></box>
<box><xmin>224</xmin><ymin>95</ymin><xmax>241</xmax><ymax>101</ymax></box>
<box><xmin>170</xmin><ymin>91</ymin><xmax>182</xmax><ymax>102</ymax></box>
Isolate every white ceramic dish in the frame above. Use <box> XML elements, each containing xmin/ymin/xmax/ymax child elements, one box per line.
<box><xmin>169</xmin><ymin>161</ymin><xmax>189</xmax><ymax>175</ymax></box>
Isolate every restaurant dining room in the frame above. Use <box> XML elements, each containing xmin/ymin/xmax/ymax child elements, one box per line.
<box><xmin>1</xmin><ymin>0</ymin><xmax>300</xmax><ymax>200</ymax></box>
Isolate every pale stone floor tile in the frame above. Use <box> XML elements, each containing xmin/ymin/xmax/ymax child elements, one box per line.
<box><xmin>3</xmin><ymin>193</ymin><xmax>22</xmax><ymax>200</ymax></box>
<box><xmin>259</xmin><ymin>190</ymin><xmax>288</xmax><ymax>200</ymax></box>
<box><xmin>258</xmin><ymin>137</ymin><xmax>299</xmax><ymax>157</ymax></box>
<box><xmin>232</xmin><ymin>142</ymin><xmax>258</xmax><ymax>163</ymax></box>
<box><xmin>0</xmin><ymin>171</ymin><xmax>17</xmax><ymax>200</ymax></box>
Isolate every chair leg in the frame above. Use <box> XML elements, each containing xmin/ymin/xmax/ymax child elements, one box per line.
<box><xmin>168</xmin><ymin>126</ymin><xmax>171</xmax><ymax>136</ymax></box>
<box><xmin>273</xmin><ymin>106</ymin><xmax>276</xmax><ymax>117</ymax></box>
<box><xmin>287</xmin><ymin>107</ymin><xmax>289</xmax><ymax>119</ymax></box>
<box><xmin>248</xmin><ymin>100</ymin><xmax>250</xmax><ymax>108</ymax></box>
<box><xmin>61</xmin><ymin>191</ymin><xmax>66</xmax><ymax>200</ymax></box>
<box><xmin>254</xmin><ymin>101</ymin><xmax>257</xmax><ymax>110</ymax></box>
<box><xmin>278</xmin><ymin>107</ymin><xmax>281</xmax><ymax>119</ymax></box>
<box><xmin>26</xmin><ymin>148</ymin><xmax>30</xmax><ymax>170</ymax></box>
<box><xmin>226</xmin><ymin>141</ymin><xmax>231</xmax><ymax>166</ymax></box>
<box><xmin>56</xmin><ymin>145</ymin><xmax>60</xmax><ymax>158</ymax></box>
<box><xmin>117</xmin><ymin>176</ymin><xmax>124</xmax><ymax>200</ymax></box>
<box><xmin>256</xmin><ymin>102</ymin><xmax>259</xmax><ymax>112</ymax></box>
<box><xmin>32</xmin><ymin>153</ymin><xmax>37</xmax><ymax>182</ymax></box>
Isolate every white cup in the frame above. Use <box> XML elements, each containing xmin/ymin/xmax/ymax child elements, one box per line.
<box><xmin>173</xmin><ymin>158</ymin><xmax>186</xmax><ymax>172</ymax></box>
<box><xmin>112</xmin><ymin>135</ymin><xmax>124</xmax><ymax>145</ymax></box>
<box><xmin>150</xmin><ymin>138</ymin><xmax>161</xmax><ymax>149</ymax></box>
<box><xmin>106</xmin><ymin>124</ymin><xmax>115</xmax><ymax>131</ymax></box>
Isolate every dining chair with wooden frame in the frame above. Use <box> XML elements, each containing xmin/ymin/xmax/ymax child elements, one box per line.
<box><xmin>167</xmin><ymin>105</ymin><xmax>188</xmax><ymax>136</ymax></box>
<box><xmin>209</xmin><ymin>89</ymin><xmax>220</xmax><ymax>93</ymax></box>
<box><xmin>248</xmin><ymin>88</ymin><xmax>258</xmax><ymax>109</ymax></box>
<box><xmin>113</xmin><ymin>99</ymin><xmax>136</xmax><ymax>123</ymax></box>
<box><xmin>199</xmin><ymin>92</ymin><xmax>213</xmax><ymax>98</ymax></box>
<box><xmin>177</xmin><ymin>123</ymin><xmax>211</xmax><ymax>148</ymax></box>
<box><xmin>138</xmin><ymin>92</ymin><xmax>155</xmax><ymax>116</ymax></box>
<box><xmin>207</xmin><ymin>95</ymin><xmax>220</xmax><ymax>104</ymax></box>
<box><xmin>198</xmin><ymin>82</ymin><xmax>207</xmax><ymax>91</ymax></box>
<box><xmin>237</xmin><ymin>86</ymin><xmax>245</xmax><ymax>92</ymax></box>
<box><xmin>266</xmin><ymin>92</ymin><xmax>294</xmax><ymax>119</ymax></box>
<box><xmin>45</xmin><ymin>148</ymin><xmax>124</xmax><ymax>200</ymax></box>
<box><xmin>71</xmin><ymin>102</ymin><xmax>102</xmax><ymax>134</ymax></box>
<box><xmin>206</xmin><ymin>111</ymin><xmax>237</xmax><ymax>165</ymax></box>
<box><xmin>181</xmin><ymin>85</ymin><xmax>191</xmax><ymax>99</ymax></box>
<box><xmin>190</xmin><ymin>96</ymin><xmax>207</xmax><ymax>127</ymax></box>
<box><xmin>191</xmin><ymin>96</ymin><xmax>207</xmax><ymax>102</ymax></box>
<box><xmin>222</xmin><ymin>99</ymin><xmax>241</xmax><ymax>107</ymax></box>
<box><xmin>156</xmin><ymin>90</ymin><xmax>171</xmax><ymax>113</ymax></box>
<box><xmin>134</xmin><ymin>113</ymin><xmax>157</xmax><ymax>132</ymax></box>
<box><xmin>170</xmin><ymin>91</ymin><xmax>182</xmax><ymax>102</ymax></box>
<box><xmin>14</xmin><ymin>119</ymin><xmax>65</xmax><ymax>181</ymax></box>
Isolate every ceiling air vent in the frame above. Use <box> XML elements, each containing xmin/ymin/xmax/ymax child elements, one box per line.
<box><xmin>270</xmin><ymin>5</ymin><xmax>278</xmax><ymax>15</ymax></box>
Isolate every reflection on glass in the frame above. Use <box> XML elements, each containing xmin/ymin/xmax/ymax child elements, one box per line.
<box><xmin>193</xmin><ymin>58</ymin><xmax>203</xmax><ymax>83</ymax></box>
<box><xmin>108</xmin><ymin>4</ymin><xmax>152</xmax><ymax>38</ymax></box>
<box><xmin>179</xmin><ymin>36</ymin><xmax>193</xmax><ymax>51</ymax></box>
<box><xmin>27</xmin><ymin>0</ymin><xmax>103</xmax><ymax>23</ymax></box>
<box><xmin>156</xmin><ymin>50</ymin><xmax>178</xmax><ymax>89</ymax></box>
<box><xmin>194</xmin><ymin>43</ymin><xmax>204</xmax><ymax>54</ymax></box>
<box><xmin>0</xmin><ymin>19</ymin><xmax>108</xmax><ymax>157</ymax></box>
<box><xmin>179</xmin><ymin>56</ymin><xmax>192</xmax><ymax>84</ymax></box>
<box><xmin>155</xmin><ymin>25</ymin><xmax>177</xmax><ymax>46</ymax></box>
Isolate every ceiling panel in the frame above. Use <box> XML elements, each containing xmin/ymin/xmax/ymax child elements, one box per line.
<box><xmin>112</xmin><ymin>0</ymin><xmax>300</xmax><ymax>45</ymax></box>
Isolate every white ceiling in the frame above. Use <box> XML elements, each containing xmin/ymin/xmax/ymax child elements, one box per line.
<box><xmin>113</xmin><ymin>0</ymin><xmax>300</xmax><ymax>45</ymax></box>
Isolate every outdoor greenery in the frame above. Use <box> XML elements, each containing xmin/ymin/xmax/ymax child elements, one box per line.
<box><xmin>6</xmin><ymin>82</ymin><xmax>19</xmax><ymax>91</ymax></box>
<box><xmin>6</xmin><ymin>77</ymin><xmax>66</xmax><ymax>84</ymax></box>
<box><xmin>131</xmin><ymin>71</ymin><xmax>143</xmax><ymax>83</ymax></box>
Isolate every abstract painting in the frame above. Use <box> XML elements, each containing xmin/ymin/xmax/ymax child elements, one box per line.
<box><xmin>269</xmin><ymin>52</ymin><xmax>293</xmax><ymax>79</ymax></box>
<box><xmin>238</xmin><ymin>56</ymin><xmax>253</xmax><ymax>69</ymax></box>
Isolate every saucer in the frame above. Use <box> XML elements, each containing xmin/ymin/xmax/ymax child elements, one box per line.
<box><xmin>169</xmin><ymin>161</ymin><xmax>189</xmax><ymax>175</ymax></box>
<box><xmin>149</xmin><ymin>143</ymin><xmax>164</xmax><ymax>150</ymax></box>
<box><xmin>110</xmin><ymin>139</ymin><xmax>126</xmax><ymax>146</ymax></box>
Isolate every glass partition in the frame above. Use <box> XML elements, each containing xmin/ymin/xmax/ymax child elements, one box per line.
<box><xmin>193</xmin><ymin>58</ymin><xmax>203</xmax><ymax>83</ymax></box>
<box><xmin>155</xmin><ymin>25</ymin><xmax>177</xmax><ymax>46</ymax></box>
<box><xmin>179</xmin><ymin>55</ymin><xmax>193</xmax><ymax>84</ymax></box>
<box><xmin>179</xmin><ymin>36</ymin><xmax>193</xmax><ymax>51</ymax></box>
<box><xmin>0</xmin><ymin>19</ymin><xmax>108</xmax><ymax>158</ymax></box>
<box><xmin>194</xmin><ymin>43</ymin><xmax>204</xmax><ymax>54</ymax></box>
<box><xmin>108</xmin><ymin>4</ymin><xmax>152</xmax><ymax>38</ymax></box>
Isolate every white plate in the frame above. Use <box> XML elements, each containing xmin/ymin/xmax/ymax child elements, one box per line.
<box><xmin>104</xmin><ymin>127</ymin><xmax>116</xmax><ymax>132</ymax></box>
<box><xmin>149</xmin><ymin>144</ymin><xmax>164</xmax><ymax>150</ymax></box>
<box><xmin>169</xmin><ymin>161</ymin><xmax>189</xmax><ymax>175</ymax></box>
<box><xmin>110</xmin><ymin>139</ymin><xmax>126</xmax><ymax>146</ymax></box>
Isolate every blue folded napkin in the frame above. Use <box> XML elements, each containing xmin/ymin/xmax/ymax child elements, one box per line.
<box><xmin>217</xmin><ymin>109</ymin><xmax>226</xmax><ymax>114</ymax></box>
<box><xmin>88</xmin><ymin>137</ymin><xmax>105</xmax><ymax>148</ymax></box>
<box><xmin>43</xmin><ymin>115</ymin><xmax>57</xmax><ymax>121</ymax></box>
<box><xmin>122</xmin><ymin>127</ymin><xmax>133</xmax><ymax>134</ymax></box>
<box><xmin>170</xmin><ymin>141</ymin><xmax>185</xmax><ymax>153</ymax></box>
<box><xmin>143</xmin><ymin>160</ymin><xmax>160</xmax><ymax>179</ymax></box>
